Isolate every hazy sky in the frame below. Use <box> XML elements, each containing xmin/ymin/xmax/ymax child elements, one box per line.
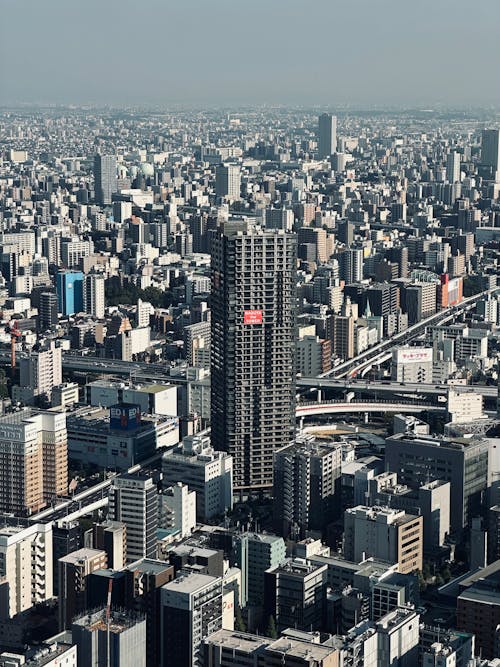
<box><xmin>1</xmin><ymin>0</ymin><xmax>499</xmax><ymax>108</ymax></box>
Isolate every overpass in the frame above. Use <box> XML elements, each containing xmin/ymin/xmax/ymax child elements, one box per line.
<box><xmin>296</xmin><ymin>399</ymin><xmax>444</xmax><ymax>420</ymax></box>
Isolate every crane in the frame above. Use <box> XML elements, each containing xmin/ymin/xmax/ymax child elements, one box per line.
<box><xmin>8</xmin><ymin>320</ymin><xmax>21</xmax><ymax>369</ymax></box>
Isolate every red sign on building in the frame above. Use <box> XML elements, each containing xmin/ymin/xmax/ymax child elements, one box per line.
<box><xmin>244</xmin><ymin>310</ymin><xmax>263</xmax><ymax>324</ymax></box>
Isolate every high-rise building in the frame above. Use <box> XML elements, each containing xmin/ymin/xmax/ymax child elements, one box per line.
<box><xmin>385</xmin><ymin>433</ymin><xmax>490</xmax><ymax>534</ymax></box>
<box><xmin>343</xmin><ymin>506</ymin><xmax>423</xmax><ymax>574</ymax></box>
<box><xmin>339</xmin><ymin>248</ymin><xmax>363</xmax><ymax>283</ymax></box>
<box><xmin>446</xmin><ymin>150</ymin><xmax>461</xmax><ymax>183</ymax></box>
<box><xmin>17</xmin><ymin>340</ymin><xmax>63</xmax><ymax>403</ymax></box>
<box><xmin>161</xmin><ymin>572</ymin><xmax>223</xmax><ymax>667</ymax></box>
<box><xmin>480</xmin><ymin>128</ymin><xmax>500</xmax><ymax>180</ymax></box>
<box><xmin>211</xmin><ymin>223</ymin><xmax>296</xmax><ymax>491</ymax></box>
<box><xmin>0</xmin><ymin>409</ymin><xmax>67</xmax><ymax>514</ymax></box>
<box><xmin>56</xmin><ymin>270</ymin><xmax>84</xmax><ymax>316</ymax></box>
<box><xmin>84</xmin><ymin>273</ymin><xmax>105</xmax><ymax>319</ymax></box>
<box><xmin>58</xmin><ymin>548</ymin><xmax>108</xmax><ymax>629</ymax></box>
<box><xmin>92</xmin><ymin>520</ymin><xmax>127</xmax><ymax>570</ymax></box>
<box><xmin>215</xmin><ymin>165</ymin><xmax>241</xmax><ymax>200</ymax></box>
<box><xmin>39</xmin><ymin>291</ymin><xmax>58</xmax><ymax>330</ymax></box>
<box><xmin>0</xmin><ymin>520</ymin><xmax>53</xmax><ymax>618</ymax></box>
<box><xmin>273</xmin><ymin>435</ymin><xmax>342</xmax><ymax>538</ymax></box>
<box><xmin>94</xmin><ymin>153</ymin><xmax>117</xmax><ymax>205</ymax></box>
<box><xmin>109</xmin><ymin>473</ymin><xmax>158</xmax><ymax>563</ymax></box>
<box><xmin>318</xmin><ymin>113</ymin><xmax>337</xmax><ymax>158</ymax></box>
<box><xmin>72</xmin><ymin>608</ymin><xmax>147</xmax><ymax>667</ymax></box>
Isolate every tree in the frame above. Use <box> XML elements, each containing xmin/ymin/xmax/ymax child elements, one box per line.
<box><xmin>441</xmin><ymin>567</ymin><xmax>451</xmax><ymax>583</ymax></box>
<box><xmin>235</xmin><ymin>607</ymin><xmax>246</xmax><ymax>632</ymax></box>
<box><xmin>434</xmin><ymin>574</ymin><xmax>444</xmax><ymax>587</ymax></box>
<box><xmin>266</xmin><ymin>615</ymin><xmax>278</xmax><ymax>639</ymax></box>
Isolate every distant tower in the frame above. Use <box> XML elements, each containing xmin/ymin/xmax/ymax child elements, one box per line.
<box><xmin>446</xmin><ymin>151</ymin><xmax>461</xmax><ymax>183</ymax></box>
<box><xmin>480</xmin><ymin>129</ymin><xmax>500</xmax><ymax>181</ymax></box>
<box><xmin>94</xmin><ymin>153</ymin><xmax>117</xmax><ymax>205</ymax></box>
<box><xmin>318</xmin><ymin>113</ymin><xmax>337</xmax><ymax>158</ymax></box>
<box><xmin>215</xmin><ymin>164</ymin><xmax>240</xmax><ymax>200</ymax></box>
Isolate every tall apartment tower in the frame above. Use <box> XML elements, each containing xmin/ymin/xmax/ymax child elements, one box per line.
<box><xmin>94</xmin><ymin>153</ymin><xmax>117</xmax><ymax>205</ymax></box>
<box><xmin>318</xmin><ymin>113</ymin><xmax>337</xmax><ymax>158</ymax></box>
<box><xmin>480</xmin><ymin>128</ymin><xmax>500</xmax><ymax>180</ymax></box>
<box><xmin>18</xmin><ymin>340</ymin><xmax>62</xmax><ymax>402</ymax></box>
<box><xmin>84</xmin><ymin>273</ymin><xmax>105</xmax><ymax>319</ymax></box>
<box><xmin>109</xmin><ymin>473</ymin><xmax>158</xmax><ymax>563</ymax></box>
<box><xmin>339</xmin><ymin>247</ymin><xmax>363</xmax><ymax>283</ymax></box>
<box><xmin>210</xmin><ymin>222</ymin><xmax>297</xmax><ymax>491</ymax></box>
<box><xmin>446</xmin><ymin>150</ymin><xmax>461</xmax><ymax>183</ymax></box>
<box><xmin>215</xmin><ymin>164</ymin><xmax>241</xmax><ymax>200</ymax></box>
<box><xmin>39</xmin><ymin>291</ymin><xmax>58</xmax><ymax>330</ymax></box>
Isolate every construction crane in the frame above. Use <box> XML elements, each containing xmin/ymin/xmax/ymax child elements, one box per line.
<box><xmin>8</xmin><ymin>321</ymin><xmax>21</xmax><ymax>369</ymax></box>
<box><xmin>106</xmin><ymin>577</ymin><xmax>113</xmax><ymax>667</ymax></box>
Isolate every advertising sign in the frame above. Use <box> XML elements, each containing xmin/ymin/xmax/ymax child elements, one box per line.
<box><xmin>244</xmin><ymin>310</ymin><xmax>263</xmax><ymax>324</ymax></box>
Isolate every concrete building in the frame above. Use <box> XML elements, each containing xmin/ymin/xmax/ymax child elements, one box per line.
<box><xmin>446</xmin><ymin>151</ymin><xmax>461</xmax><ymax>183</ymax></box>
<box><xmin>318</xmin><ymin>113</ymin><xmax>337</xmax><ymax>158</ymax></box>
<box><xmin>58</xmin><ymin>548</ymin><xmax>107</xmax><ymax>630</ymax></box>
<box><xmin>296</xmin><ymin>335</ymin><xmax>332</xmax><ymax>376</ymax></box>
<box><xmin>0</xmin><ymin>409</ymin><xmax>67</xmax><ymax>514</ymax></box>
<box><xmin>94</xmin><ymin>153</ymin><xmax>117</xmax><ymax>205</ymax></box>
<box><xmin>273</xmin><ymin>435</ymin><xmax>342</xmax><ymax>538</ymax></box>
<box><xmin>162</xmin><ymin>431</ymin><xmax>233</xmax><ymax>521</ymax></box>
<box><xmin>385</xmin><ymin>433</ymin><xmax>490</xmax><ymax>534</ymax></box>
<box><xmin>457</xmin><ymin>569</ymin><xmax>500</xmax><ymax>660</ymax></box>
<box><xmin>83</xmin><ymin>273</ymin><xmax>105</xmax><ymax>319</ymax></box>
<box><xmin>39</xmin><ymin>291</ymin><xmax>58</xmax><ymax>330</ymax></box>
<box><xmin>391</xmin><ymin>347</ymin><xmax>433</xmax><ymax>383</ymax></box>
<box><xmin>92</xmin><ymin>520</ymin><xmax>127</xmax><ymax>570</ymax></box>
<box><xmin>265</xmin><ymin>559</ymin><xmax>328</xmax><ymax>633</ymax></box>
<box><xmin>343</xmin><ymin>506</ymin><xmax>423</xmax><ymax>574</ymax></box>
<box><xmin>0</xmin><ymin>521</ymin><xmax>53</xmax><ymax>618</ymax></box>
<box><xmin>86</xmin><ymin>379</ymin><xmax>177</xmax><ymax>416</ymax></box>
<box><xmin>215</xmin><ymin>165</ymin><xmax>241</xmax><ymax>200</ymax></box>
<box><xmin>447</xmin><ymin>389</ymin><xmax>485</xmax><ymax>424</ymax></box>
<box><xmin>72</xmin><ymin>608</ymin><xmax>146</xmax><ymax>667</ymax></box>
<box><xmin>158</xmin><ymin>482</ymin><xmax>196</xmax><ymax>538</ymax></box>
<box><xmin>109</xmin><ymin>474</ymin><xmax>158</xmax><ymax>563</ymax></box>
<box><xmin>161</xmin><ymin>572</ymin><xmax>222</xmax><ymax>667</ymax></box>
<box><xmin>17</xmin><ymin>340</ymin><xmax>62</xmax><ymax>403</ymax></box>
<box><xmin>211</xmin><ymin>222</ymin><xmax>296</xmax><ymax>491</ymax></box>
<box><xmin>56</xmin><ymin>270</ymin><xmax>84</xmax><ymax>316</ymax></box>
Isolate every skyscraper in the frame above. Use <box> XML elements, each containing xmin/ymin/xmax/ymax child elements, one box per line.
<box><xmin>480</xmin><ymin>128</ymin><xmax>500</xmax><ymax>180</ymax></box>
<box><xmin>211</xmin><ymin>222</ymin><xmax>296</xmax><ymax>491</ymax></box>
<box><xmin>94</xmin><ymin>153</ymin><xmax>117</xmax><ymax>205</ymax></box>
<box><xmin>215</xmin><ymin>164</ymin><xmax>241</xmax><ymax>200</ymax></box>
<box><xmin>318</xmin><ymin>113</ymin><xmax>337</xmax><ymax>158</ymax></box>
<box><xmin>446</xmin><ymin>150</ymin><xmax>461</xmax><ymax>183</ymax></box>
<box><xmin>56</xmin><ymin>270</ymin><xmax>84</xmax><ymax>316</ymax></box>
<box><xmin>39</xmin><ymin>291</ymin><xmax>58</xmax><ymax>330</ymax></box>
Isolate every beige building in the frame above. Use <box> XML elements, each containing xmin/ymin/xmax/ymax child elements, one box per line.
<box><xmin>0</xmin><ymin>409</ymin><xmax>67</xmax><ymax>515</ymax></box>
<box><xmin>0</xmin><ymin>521</ymin><xmax>53</xmax><ymax>618</ymax></box>
<box><xmin>344</xmin><ymin>506</ymin><xmax>423</xmax><ymax>574</ymax></box>
<box><xmin>16</xmin><ymin>340</ymin><xmax>62</xmax><ymax>404</ymax></box>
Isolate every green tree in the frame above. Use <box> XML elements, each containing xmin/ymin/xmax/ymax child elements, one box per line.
<box><xmin>441</xmin><ymin>567</ymin><xmax>451</xmax><ymax>583</ymax></box>
<box><xmin>266</xmin><ymin>615</ymin><xmax>278</xmax><ymax>639</ymax></box>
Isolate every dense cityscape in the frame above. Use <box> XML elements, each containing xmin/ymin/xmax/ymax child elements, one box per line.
<box><xmin>0</xmin><ymin>102</ymin><xmax>498</xmax><ymax>667</ymax></box>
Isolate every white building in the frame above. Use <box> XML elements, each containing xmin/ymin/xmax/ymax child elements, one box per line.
<box><xmin>159</xmin><ymin>482</ymin><xmax>196</xmax><ymax>538</ymax></box>
<box><xmin>17</xmin><ymin>340</ymin><xmax>62</xmax><ymax>402</ymax></box>
<box><xmin>61</xmin><ymin>239</ymin><xmax>93</xmax><ymax>268</ymax></box>
<box><xmin>162</xmin><ymin>430</ymin><xmax>232</xmax><ymax>521</ymax></box>
<box><xmin>136</xmin><ymin>299</ymin><xmax>153</xmax><ymax>328</ymax></box>
<box><xmin>86</xmin><ymin>380</ymin><xmax>177</xmax><ymax>416</ymax></box>
<box><xmin>447</xmin><ymin>389</ymin><xmax>485</xmax><ymax>424</ymax></box>
<box><xmin>215</xmin><ymin>164</ymin><xmax>240</xmax><ymax>200</ymax></box>
<box><xmin>84</xmin><ymin>273</ymin><xmax>105</xmax><ymax>319</ymax></box>
<box><xmin>0</xmin><ymin>521</ymin><xmax>53</xmax><ymax>618</ymax></box>
<box><xmin>391</xmin><ymin>347</ymin><xmax>433</xmax><ymax>383</ymax></box>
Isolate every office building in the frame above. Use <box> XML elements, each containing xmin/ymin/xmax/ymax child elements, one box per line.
<box><xmin>211</xmin><ymin>223</ymin><xmax>296</xmax><ymax>491</ymax></box>
<box><xmin>94</xmin><ymin>153</ymin><xmax>117</xmax><ymax>205</ymax></box>
<box><xmin>480</xmin><ymin>128</ymin><xmax>500</xmax><ymax>180</ymax></box>
<box><xmin>158</xmin><ymin>482</ymin><xmax>196</xmax><ymax>538</ymax></box>
<box><xmin>215</xmin><ymin>165</ymin><xmax>241</xmax><ymax>200</ymax></box>
<box><xmin>161</xmin><ymin>572</ymin><xmax>223</xmax><ymax>667</ymax></box>
<box><xmin>371</xmin><ymin>572</ymin><xmax>419</xmax><ymax>621</ymax></box>
<box><xmin>318</xmin><ymin>113</ymin><xmax>337</xmax><ymax>158</ymax></box>
<box><xmin>296</xmin><ymin>334</ymin><xmax>331</xmax><ymax>376</ymax></box>
<box><xmin>375</xmin><ymin>607</ymin><xmax>420</xmax><ymax>666</ymax></box>
<box><xmin>56</xmin><ymin>271</ymin><xmax>84</xmax><ymax>317</ymax></box>
<box><xmin>0</xmin><ymin>409</ymin><xmax>67</xmax><ymax>514</ymax></box>
<box><xmin>343</xmin><ymin>506</ymin><xmax>423</xmax><ymax>574</ymax></box>
<box><xmin>457</xmin><ymin>569</ymin><xmax>500</xmax><ymax>660</ymax></box>
<box><xmin>83</xmin><ymin>273</ymin><xmax>105</xmax><ymax>319</ymax></box>
<box><xmin>58</xmin><ymin>548</ymin><xmax>108</xmax><ymax>629</ymax></box>
<box><xmin>232</xmin><ymin>532</ymin><xmax>286</xmax><ymax>608</ymax></box>
<box><xmin>391</xmin><ymin>347</ymin><xmax>433</xmax><ymax>383</ymax></box>
<box><xmin>332</xmin><ymin>313</ymin><xmax>355</xmax><ymax>360</ymax></box>
<box><xmin>385</xmin><ymin>432</ymin><xmax>490</xmax><ymax>534</ymax></box>
<box><xmin>109</xmin><ymin>473</ymin><xmax>158</xmax><ymax>563</ymax></box>
<box><xmin>39</xmin><ymin>292</ymin><xmax>58</xmax><ymax>330</ymax></box>
<box><xmin>264</xmin><ymin>559</ymin><xmax>328</xmax><ymax>633</ymax></box>
<box><xmin>86</xmin><ymin>379</ymin><xmax>177</xmax><ymax>416</ymax></box>
<box><xmin>92</xmin><ymin>520</ymin><xmax>127</xmax><ymax>571</ymax></box>
<box><xmin>273</xmin><ymin>435</ymin><xmax>342</xmax><ymax>538</ymax></box>
<box><xmin>162</xmin><ymin>431</ymin><xmax>233</xmax><ymax>521</ymax></box>
<box><xmin>72</xmin><ymin>608</ymin><xmax>146</xmax><ymax>667</ymax></box>
<box><xmin>0</xmin><ymin>520</ymin><xmax>53</xmax><ymax>618</ymax></box>
<box><xmin>16</xmin><ymin>340</ymin><xmax>62</xmax><ymax>404</ymax></box>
